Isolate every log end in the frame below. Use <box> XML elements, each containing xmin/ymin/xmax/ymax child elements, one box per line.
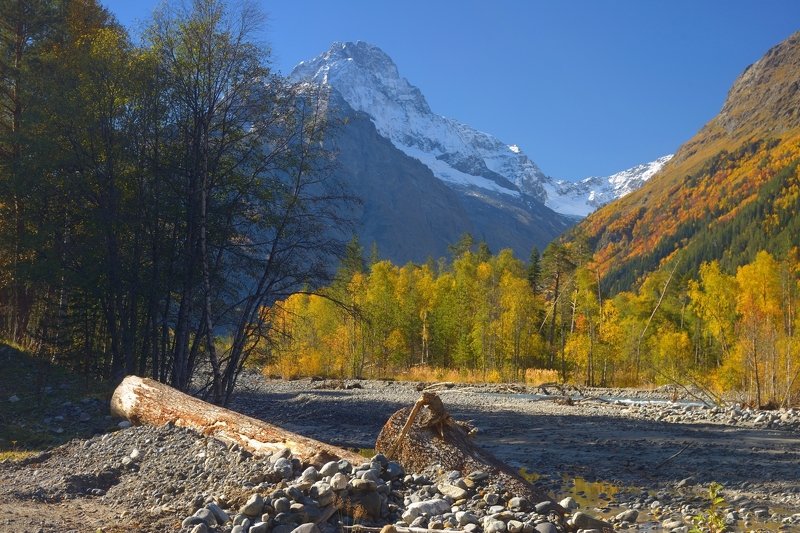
<box><xmin>110</xmin><ymin>375</ymin><xmax>148</xmax><ymax>423</ymax></box>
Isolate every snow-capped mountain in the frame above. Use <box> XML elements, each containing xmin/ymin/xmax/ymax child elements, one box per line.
<box><xmin>292</xmin><ymin>41</ymin><xmax>667</xmax><ymax>224</ymax></box>
<box><xmin>543</xmin><ymin>155</ymin><xmax>674</xmax><ymax>218</ymax></box>
<box><xmin>288</xmin><ymin>41</ymin><xmax>670</xmax><ymax>261</ymax></box>
<box><xmin>291</xmin><ymin>41</ymin><xmax>549</xmax><ymax>202</ymax></box>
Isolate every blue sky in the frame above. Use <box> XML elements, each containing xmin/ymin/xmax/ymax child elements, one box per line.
<box><xmin>104</xmin><ymin>0</ymin><xmax>800</xmax><ymax>180</ymax></box>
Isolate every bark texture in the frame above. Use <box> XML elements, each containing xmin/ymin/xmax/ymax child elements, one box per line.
<box><xmin>110</xmin><ymin>375</ymin><xmax>363</xmax><ymax>466</ymax></box>
<box><xmin>375</xmin><ymin>392</ymin><xmax>551</xmax><ymax>504</ymax></box>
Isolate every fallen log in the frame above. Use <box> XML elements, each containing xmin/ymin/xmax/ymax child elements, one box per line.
<box><xmin>375</xmin><ymin>392</ymin><xmax>555</xmax><ymax>506</ymax></box>
<box><xmin>110</xmin><ymin>375</ymin><xmax>363</xmax><ymax>467</ymax></box>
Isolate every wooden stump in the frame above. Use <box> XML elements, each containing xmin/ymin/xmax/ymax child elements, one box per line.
<box><xmin>375</xmin><ymin>392</ymin><xmax>553</xmax><ymax>504</ymax></box>
<box><xmin>110</xmin><ymin>375</ymin><xmax>363</xmax><ymax>467</ymax></box>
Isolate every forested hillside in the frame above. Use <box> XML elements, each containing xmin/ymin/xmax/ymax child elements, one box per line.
<box><xmin>0</xmin><ymin>0</ymin><xmax>348</xmax><ymax>404</ymax></box>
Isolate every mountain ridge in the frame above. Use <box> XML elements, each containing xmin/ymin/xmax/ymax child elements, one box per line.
<box><xmin>571</xmin><ymin>31</ymin><xmax>800</xmax><ymax>292</ymax></box>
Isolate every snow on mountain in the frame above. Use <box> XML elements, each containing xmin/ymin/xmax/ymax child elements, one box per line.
<box><xmin>290</xmin><ymin>41</ymin><xmax>549</xmax><ymax>201</ymax></box>
<box><xmin>544</xmin><ymin>155</ymin><xmax>674</xmax><ymax>217</ymax></box>
<box><xmin>291</xmin><ymin>41</ymin><xmax>667</xmax><ymax>219</ymax></box>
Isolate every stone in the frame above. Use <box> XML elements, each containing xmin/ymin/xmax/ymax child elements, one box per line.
<box><xmin>438</xmin><ymin>483</ymin><xmax>469</xmax><ymax>501</ymax></box>
<box><xmin>570</xmin><ymin>512</ymin><xmax>613</xmax><ymax>531</ymax></box>
<box><xmin>350</xmin><ymin>478</ymin><xmax>377</xmax><ymax>492</ymax></box>
<box><xmin>291</xmin><ymin>524</ymin><xmax>321</xmax><ymax>533</ymax></box>
<box><xmin>662</xmin><ymin>519</ymin><xmax>684</xmax><ymax>529</ymax></box>
<box><xmin>301</xmin><ymin>466</ymin><xmax>319</xmax><ymax>482</ymax></box>
<box><xmin>402</xmin><ymin>499</ymin><xmax>451</xmax><ymax>522</ymax></box>
<box><xmin>231</xmin><ymin>526</ymin><xmax>244</xmax><ymax>533</ymax></box>
<box><xmin>129</xmin><ymin>448</ymin><xmax>141</xmax><ymax>461</ymax></box>
<box><xmin>311</xmin><ymin>482</ymin><xmax>334</xmax><ymax>506</ymax></box>
<box><xmin>182</xmin><ymin>516</ymin><xmax>206</xmax><ymax>528</ymax></box>
<box><xmin>241</xmin><ymin>493</ymin><xmax>265</xmax><ymax>516</ymax></box>
<box><xmin>484</xmin><ymin>519</ymin><xmax>506</xmax><ymax>533</ymax></box>
<box><xmin>507</xmin><ymin>520</ymin><xmax>524</xmax><ymax>533</ymax></box>
<box><xmin>508</xmin><ymin>497</ymin><xmax>530</xmax><ymax>511</ymax></box>
<box><xmin>559</xmin><ymin>496</ymin><xmax>578</xmax><ymax>510</ymax></box>
<box><xmin>274</xmin><ymin>497</ymin><xmax>291</xmax><ymax>514</ymax></box>
<box><xmin>274</xmin><ymin>458</ymin><xmax>294</xmax><ymax>480</ymax></box>
<box><xmin>319</xmin><ymin>461</ymin><xmax>339</xmax><ymax>477</ymax></box>
<box><xmin>456</xmin><ymin>511</ymin><xmax>479</xmax><ymax>526</ymax></box>
<box><xmin>118</xmin><ymin>420</ymin><xmax>132</xmax><ymax>429</ymax></box>
<box><xmin>191</xmin><ymin>524</ymin><xmax>209</xmax><ymax>533</ymax></box>
<box><xmin>249</xmin><ymin>522</ymin><xmax>269</xmax><ymax>533</ymax></box>
<box><xmin>616</xmin><ymin>509</ymin><xmax>639</xmax><ymax>523</ymax></box>
<box><xmin>534</xmin><ymin>523</ymin><xmax>558</xmax><ymax>533</ymax></box>
<box><xmin>330</xmin><ymin>472</ymin><xmax>349</xmax><ymax>491</ymax></box>
<box><xmin>484</xmin><ymin>493</ymin><xmax>500</xmax><ymax>505</ymax></box>
<box><xmin>206</xmin><ymin>502</ymin><xmax>229</xmax><ymax>524</ymax></box>
<box><xmin>535</xmin><ymin>501</ymin><xmax>561</xmax><ymax>514</ymax></box>
<box><xmin>193</xmin><ymin>508</ymin><xmax>217</xmax><ymax>526</ymax></box>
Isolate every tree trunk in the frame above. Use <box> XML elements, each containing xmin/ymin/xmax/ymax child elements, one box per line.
<box><xmin>110</xmin><ymin>375</ymin><xmax>364</xmax><ymax>466</ymax></box>
<box><xmin>375</xmin><ymin>392</ymin><xmax>554</xmax><ymax>506</ymax></box>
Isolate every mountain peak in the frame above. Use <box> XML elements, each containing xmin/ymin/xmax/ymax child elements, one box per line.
<box><xmin>290</xmin><ymin>41</ymin><xmax>432</xmax><ymax>116</ymax></box>
<box><xmin>718</xmin><ymin>31</ymin><xmax>800</xmax><ymax>136</ymax></box>
<box><xmin>292</xmin><ymin>41</ymin><xmax>554</xmax><ymax>201</ymax></box>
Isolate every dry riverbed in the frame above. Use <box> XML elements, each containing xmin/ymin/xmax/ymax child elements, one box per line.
<box><xmin>2</xmin><ymin>372</ymin><xmax>799</xmax><ymax>532</ymax></box>
<box><xmin>230</xmin><ymin>375</ymin><xmax>800</xmax><ymax>530</ymax></box>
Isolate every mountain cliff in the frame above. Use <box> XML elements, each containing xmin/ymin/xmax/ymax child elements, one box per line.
<box><xmin>572</xmin><ymin>31</ymin><xmax>800</xmax><ymax>292</ymax></box>
<box><xmin>292</xmin><ymin>42</ymin><xmax>574</xmax><ymax>262</ymax></box>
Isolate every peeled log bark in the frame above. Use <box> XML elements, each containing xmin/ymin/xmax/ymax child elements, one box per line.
<box><xmin>375</xmin><ymin>393</ymin><xmax>552</xmax><ymax>505</ymax></box>
<box><xmin>110</xmin><ymin>375</ymin><xmax>363</xmax><ymax>467</ymax></box>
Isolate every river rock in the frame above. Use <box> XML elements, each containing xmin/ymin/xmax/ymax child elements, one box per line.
<box><xmin>570</xmin><ymin>511</ymin><xmax>612</xmax><ymax>530</ymax></box>
<box><xmin>616</xmin><ymin>509</ymin><xmax>638</xmax><ymax>522</ymax></box>
<box><xmin>206</xmin><ymin>502</ymin><xmax>229</xmax><ymax>524</ymax></box>
<box><xmin>241</xmin><ymin>494</ymin><xmax>265</xmax><ymax>516</ymax></box>
<box><xmin>193</xmin><ymin>507</ymin><xmax>217</xmax><ymax>526</ymax></box>
<box><xmin>274</xmin><ymin>497</ymin><xmax>291</xmax><ymax>514</ymax></box>
<box><xmin>249</xmin><ymin>522</ymin><xmax>269</xmax><ymax>533</ymax></box>
<box><xmin>508</xmin><ymin>496</ymin><xmax>530</xmax><ymax>511</ymax></box>
<box><xmin>319</xmin><ymin>461</ymin><xmax>339</xmax><ymax>477</ymax></box>
<box><xmin>439</xmin><ymin>483</ymin><xmax>468</xmax><ymax>500</ymax></box>
<box><xmin>403</xmin><ymin>498</ymin><xmax>451</xmax><ymax>522</ymax></box>
<box><xmin>456</xmin><ymin>511</ymin><xmax>479</xmax><ymax>526</ymax></box>
<box><xmin>534</xmin><ymin>523</ymin><xmax>558</xmax><ymax>533</ymax></box>
<box><xmin>484</xmin><ymin>519</ymin><xmax>506</xmax><ymax>533</ymax></box>
<box><xmin>330</xmin><ymin>472</ymin><xmax>348</xmax><ymax>491</ymax></box>
<box><xmin>507</xmin><ymin>519</ymin><xmax>524</xmax><ymax>533</ymax></box>
<box><xmin>291</xmin><ymin>524</ymin><xmax>321</xmax><ymax>533</ymax></box>
<box><xmin>559</xmin><ymin>496</ymin><xmax>578</xmax><ymax>510</ymax></box>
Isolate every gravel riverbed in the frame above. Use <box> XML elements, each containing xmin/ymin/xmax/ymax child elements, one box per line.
<box><xmin>2</xmin><ymin>374</ymin><xmax>799</xmax><ymax>532</ymax></box>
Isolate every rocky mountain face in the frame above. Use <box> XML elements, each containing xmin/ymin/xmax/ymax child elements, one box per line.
<box><xmin>291</xmin><ymin>41</ymin><xmax>670</xmax><ymax>263</ymax></box>
<box><xmin>293</xmin><ymin>41</ymin><xmax>574</xmax><ymax>263</ymax></box>
<box><xmin>571</xmin><ymin>31</ymin><xmax>800</xmax><ymax>292</ymax></box>
<box><xmin>315</xmin><ymin>90</ymin><xmax>570</xmax><ymax>263</ymax></box>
